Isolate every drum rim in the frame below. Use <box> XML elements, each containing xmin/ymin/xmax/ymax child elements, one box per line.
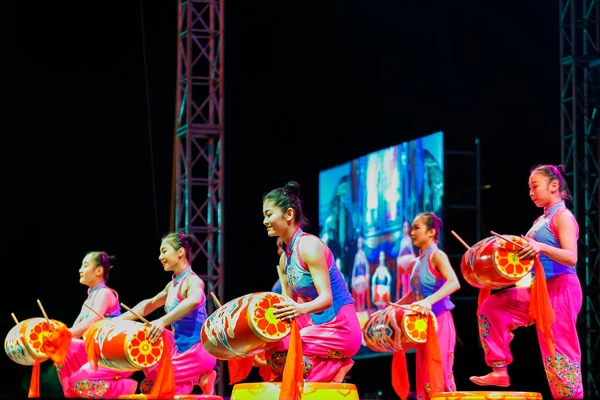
<box><xmin>231</xmin><ymin>382</ymin><xmax>359</xmax><ymax>390</ymax></box>
<box><xmin>491</xmin><ymin>235</ymin><xmax>534</xmax><ymax>280</ymax></box>
<box><xmin>123</xmin><ymin>322</ymin><xmax>164</xmax><ymax>369</ymax></box>
<box><xmin>247</xmin><ymin>292</ymin><xmax>291</xmax><ymax>343</ymax></box>
<box><xmin>401</xmin><ymin>310</ymin><xmax>437</xmax><ymax>344</ymax></box>
<box><xmin>24</xmin><ymin>317</ymin><xmax>54</xmax><ymax>360</ymax></box>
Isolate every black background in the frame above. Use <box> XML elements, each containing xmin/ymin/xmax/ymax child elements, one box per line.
<box><xmin>6</xmin><ymin>1</ymin><xmax>568</xmax><ymax>398</ymax></box>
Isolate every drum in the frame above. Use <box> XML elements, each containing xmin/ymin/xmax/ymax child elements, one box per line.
<box><xmin>362</xmin><ymin>305</ymin><xmax>438</xmax><ymax>353</ymax></box>
<box><xmin>4</xmin><ymin>317</ymin><xmax>59</xmax><ymax>366</ymax></box>
<box><xmin>90</xmin><ymin>320</ymin><xmax>164</xmax><ymax>371</ymax></box>
<box><xmin>461</xmin><ymin>235</ymin><xmax>533</xmax><ymax>290</ymax></box>
<box><xmin>230</xmin><ymin>382</ymin><xmax>359</xmax><ymax>400</ymax></box>
<box><xmin>201</xmin><ymin>292</ymin><xmax>291</xmax><ymax>360</ymax></box>
<box><xmin>431</xmin><ymin>391</ymin><xmax>542</xmax><ymax>399</ymax></box>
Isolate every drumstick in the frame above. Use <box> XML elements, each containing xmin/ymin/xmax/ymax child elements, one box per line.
<box><xmin>11</xmin><ymin>313</ymin><xmax>19</xmax><ymax>325</ymax></box>
<box><xmin>450</xmin><ymin>230</ymin><xmax>471</xmax><ymax>250</ymax></box>
<box><xmin>120</xmin><ymin>303</ymin><xmax>152</xmax><ymax>327</ymax></box>
<box><xmin>36</xmin><ymin>299</ymin><xmax>51</xmax><ymax>327</ymax></box>
<box><xmin>490</xmin><ymin>230</ymin><xmax>525</xmax><ymax>250</ymax></box>
<box><xmin>388</xmin><ymin>302</ymin><xmax>421</xmax><ymax>313</ymax></box>
<box><xmin>83</xmin><ymin>303</ymin><xmax>105</xmax><ymax>319</ymax></box>
<box><xmin>210</xmin><ymin>292</ymin><xmax>222</xmax><ymax>308</ymax></box>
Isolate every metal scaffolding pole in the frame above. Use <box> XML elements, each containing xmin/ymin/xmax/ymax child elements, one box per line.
<box><xmin>172</xmin><ymin>0</ymin><xmax>225</xmax><ymax>394</ymax></box>
<box><xmin>559</xmin><ymin>0</ymin><xmax>599</xmax><ymax>396</ymax></box>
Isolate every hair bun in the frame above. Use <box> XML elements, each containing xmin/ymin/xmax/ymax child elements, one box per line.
<box><xmin>284</xmin><ymin>181</ymin><xmax>301</xmax><ymax>196</ymax></box>
<box><xmin>556</xmin><ymin>164</ymin><xmax>567</xmax><ymax>175</ymax></box>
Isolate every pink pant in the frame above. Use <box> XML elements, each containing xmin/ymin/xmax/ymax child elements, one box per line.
<box><xmin>478</xmin><ymin>273</ymin><xmax>583</xmax><ymax>399</ymax></box>
<box><xmin>142</xmin><ymin>329</ymin><xmax>217</xmax><ymax>394</ymax></box>
<box><xmin>414</xmin><ymin>310</ymin><xmax>457</xmax><ymax>400</ymax></box>
<box><xmin>56</xmin><ymin>338</ymin><xmax>138</xmax><ymax>398</ymax></box>
<box><xmin>265</xmin><ymin>304</ymin><xmax>362</xmax><ymax>382</ymax></box>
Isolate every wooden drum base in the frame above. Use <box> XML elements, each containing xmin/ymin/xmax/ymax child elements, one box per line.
<box><xmin>118</xmin><ymin>395</ymin><xmax>223</xmax><ymax>400</ymax></box>
<box><xmin>230</xmin><ymin>382</ymin><xmax>359</xmax><ymax>400</ymax></box>
<box><xmin>431</xmin><ymin>392</ymin><xmax>543</xmax><ymax>400</ymax></box>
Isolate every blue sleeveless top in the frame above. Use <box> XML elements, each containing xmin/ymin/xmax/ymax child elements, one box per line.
<box><xmin>165</xmin><ymin>268</ymin><xmax>208</xmax><ymax>353</ymax></box>
<box><xmin>284</xmin><ymin>228</ymin><xmax>354</xmax><ymax>325</ymax></box>
<box><xmin>526</xmin><ymin>201</ymin><xmax>577</xmax><ymax>280</ymax></box>
<box><xmin>86</xmin><ymin>283</ymin><xmax>121</xmax><ymax>318</ymax></box>
<box><xmin>409</xmin><ymin>244</ymin><xmax>455</xmax><ymax>316</ymax></box>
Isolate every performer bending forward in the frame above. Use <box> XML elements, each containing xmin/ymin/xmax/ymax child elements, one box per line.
<box><xmin>115</xmin><ymin>232</ymin><xmax>217</xmax><ymax>395</ymax></box>
<box><xmin>470</xmin><ymin>164</ymin><xmax>583</xmax><ymax>399</ymax></box>
<box><xmin>262</xmin><ymin>181</ymin><xmax>362</xmax><ymax>382</ymax></box>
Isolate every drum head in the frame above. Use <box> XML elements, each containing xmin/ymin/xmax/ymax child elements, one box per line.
<box><xmin>492</xmin><ymin>236</ymin><xmax>534</xmax><ymax>280</ymax></box>
<box><xmin>248</xmin><ymin>292</ymin><xmax>291</xmax><ymax>343</ymax></box>
<box><xmin>25</xmin><ymin>318</ymin><xmax>55</xmax><ymax>359</ymax></box>
<box><xmin>125</xmin><ymin>325</ymin><xmax>164</xmax><ymax>368</ymax></box>
<box><xmin>401</xmin><ymin>311</ymin><xmax>437</xmax><ymax>344</ymax></box>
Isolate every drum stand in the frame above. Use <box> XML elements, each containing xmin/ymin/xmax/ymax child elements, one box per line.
<box><xmin>431</xmin><ymin>391</ymin><xmax>543</xmax><ymax>400</ymax></box>
<box><xmin>230</xmin><ymin>382</ymin><xmax>359</xmax><ymax>400</ymax></box>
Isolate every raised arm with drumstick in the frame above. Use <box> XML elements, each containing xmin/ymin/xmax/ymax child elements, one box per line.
<box><xmin>54</xmin><ymin>251</ymin><xmax>138</xmax><ymax>399</ymax></box>
<box><xmin>469</xmin><ymin>164</ymin><xmax>584</xmax><ymax>399</ymax></box>
<box><xmin>112</xmin><ymin>232</ymin><xmax>217</xmax><ymax>396</ymax></box>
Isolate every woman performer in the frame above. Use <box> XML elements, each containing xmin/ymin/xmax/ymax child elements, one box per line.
<box><xmin>470</xmin><ymin>164</ymin><xmax>583</xmax><ymax>399</ymax></box>
<box><xmin>393</xmin><ymin>212</ymin><xmax>460</xmax><ymax>400</ymax></box>
<box><xmin>262</xmin><ymin>181</ymin><xmax>362</xmax><ymax>382</ymax></box>
<box><xmin>115</xmin><ymin>232</ymin><xmax>217</xmax><ymax>395</ymax></box>
<box><xmin>396</xmin><ymin>220</ymin><xmax>417</xmax><ymax>299</ymax></box>
<box><xmin>56</xmin><ymin>251</ymin><xmax>138</xmax><ymax>398</ymax></box>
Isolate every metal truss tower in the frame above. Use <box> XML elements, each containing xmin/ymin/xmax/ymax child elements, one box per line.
<box><xmin>172</xmin><ymin>0</ymin><xmax>225</xmax><ymax>393</ymax></box>
<box><xmin>559</xmin><ymin>0</ymin><xmax>599</xmax><ymax>396</ymax></box>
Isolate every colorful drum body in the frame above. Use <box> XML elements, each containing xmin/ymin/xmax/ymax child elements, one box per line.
<box><xmin>201</xmin><ymin>292</ymin><xmax>291</xmax><ymax>359</ymax></box>
<box><xmin>4</xmin><ymin>317</ymin><xmax>58</xmax><ymax>366</ymax></box>
<box><xmin>230</xmin><ymin>382</ymin><xmax>359</xmax><ymax>400</ymax></box>
<box><xmin>461</xmin><ymin>235</ymin><xmax>533</xmax><ymax>290</ymax></box>
<box><xmin>91</xmin><ymin>320</ymin><xmax>164</xmax><ymax>371</ymax></box>
<box><xmin>431</xmin><ymin>391</ymin><xmax>542</xmax><ymax>399</ymax></box>
<box><xmin>362</xmin><ymin>305</ymin><xmax>437</xmax><ymax>353</ymax></box>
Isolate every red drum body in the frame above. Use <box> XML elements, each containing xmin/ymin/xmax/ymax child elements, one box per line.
<box><xmin>91</xmin><ymin>320</ymin><xmax>164</xmax><ymax>371</ymax></box>
<box><xmin>201</xmin><ymin>292</ymin><xmax>291</xmax><ymax>360</ymax></box>
<box><xmin>362</xmin><ymin>305</ymin><xmax>437</xmax><ymax>353</ymax></box>
<box><xmin>461</xmin><ymin>235</ymin><xmax>533</xmax><ymax>290</ymax></box>
<box><xmin>4</xmin><ymin>317</ymin><xmax>58</xmax><ymax>366</ymax></box>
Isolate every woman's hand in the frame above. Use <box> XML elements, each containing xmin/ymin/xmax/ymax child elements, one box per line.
<box><xmin>518</xmin><ymin>235</ymin><xmax>544</xmax><ymax>260</ymax></box>
<box><xmin>147</xmin><ymin>319</ymin><xmax>167</xmax><ymax>343</ymax></box>
<box><xmin>409</xmin><ymin>297</ymin><xmax>432</xmax><ymax>315</ymax></box>
<box><xmin>273</xmin><ymin>299</ymin><xmax>303</xmax><ymax>322</ymax></box>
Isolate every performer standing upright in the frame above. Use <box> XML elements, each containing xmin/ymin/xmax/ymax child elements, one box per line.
<box><xmin>56</xmin><ymin>251</ymin><xmax>138</xmax><ymax>398</ymax></box>
<box><xmin>470</xmin><ymin>164</ymin><xmax>583</xmax><ymax>399</ymax></box>
<box><xmin>394</xmin><ymin>212</ymin><xmax>460</xmax><ymax>399</ymax></box>
<box><xmin>115</xmin><ymin>232</ymin><xmax>217</xmax><ymax>395</ymax></box>
<box><xmin>262</xmin><ymin>181</ymin><xmax>362</xmax><ymax>383</ymax></box>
